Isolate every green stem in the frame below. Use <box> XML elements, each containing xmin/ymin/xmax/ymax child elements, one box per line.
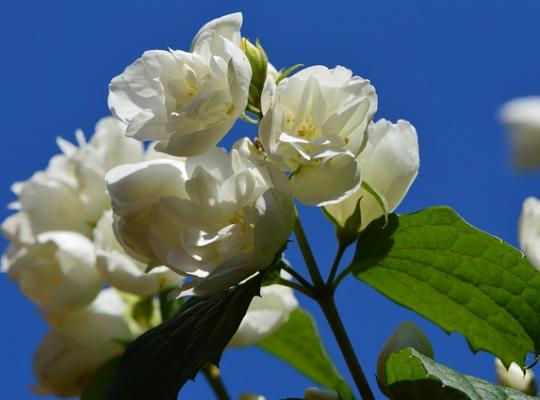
<box><xmin>281</xmin><ymin>264</ymin><xmax>315</xmax><ymax>290</ymax></box>
<box><xmin>293</xmin><ymin>211</ymin><xmax>375</xmax><ymax>399</ymax></box>
<box><xmin>293</xmin><ymin>213</ymin><xmax>325</xmax><ymax>289</ymax></box>
<box><xmin>333</xmin><ymin>264</ymin><xmax>355</xmax><ymax>290</ymax></box>
<box><xmin>277</xmin><ymin>278</ymin><xmax>316</xmax><ymax>299</ymax></box>
<box><xmin>318</xmin><ymin>295</ymin><xmax>375</xmax><ymax>400</ymax></box>
<box><xmin>202</xmin><ymin>363</ymin><xmax>231</xmax><ymax>400</ymax></box>
<box><xmin>327</xmin><ymin>242</ymin><xmax>346</xmax><ymax>286</ymax></box>
<box><xmin>241</xmin><ymin>113</ymin><xmax>259</xmax><ymax>124</ymax></box>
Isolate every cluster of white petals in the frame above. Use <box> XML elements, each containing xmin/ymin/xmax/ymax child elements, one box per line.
<box><xmin>2</xmin><ymin>117</ymin><xmax>182</xmax><ymax>302</ymax></box>
<box><xmin>106</xmin><ymin>138</ymin><xmax>295</xmax><ymax>296</ymax></box>
<box><xmin>109</xmin><ymin>13</ymin><xmax>251</xmax><ymax>156</ymax></box>
<box><xmin>1</xmin><ymin>118</ymin><xmax>180</xmax><ymax>395</ymax></box>
<box><xmin>2</xmin><ymin>10</ymin><xmax>425</xmax><ymax>398</ymax></box>
<box><xmin>32</xmin><ymin>289</ymin><xmax>136</xmax><ymax>396</ymax></box>
<box><xmin>260</xmin><ymin>65</ymin><xmax>377</xmax><ymax>206</ymax></box>
<box><xmin>229</xmin><ymin>276</ymin><xmax>298</xmax><ymax>347</ymax></box>
<box><xmin>2</xmin><ymin>114</ymin><xmax>298</xmax><ymax>395</ymax></box>
<box><xmin>325</xmin><ymin>119</ymin><xmax>420</xmax><ymax>229</ymax></box>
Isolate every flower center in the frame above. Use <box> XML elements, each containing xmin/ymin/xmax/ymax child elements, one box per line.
<box><xmin>296</xmin><ymin>121</ymin><xmax>318</xmax><ymax>139</ymax></box>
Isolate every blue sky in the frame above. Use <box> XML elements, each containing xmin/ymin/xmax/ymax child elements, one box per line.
<box><xmin>1</xmin><ymin>0</ymin><xmax>540</xmax><ymax>398</ymax></box>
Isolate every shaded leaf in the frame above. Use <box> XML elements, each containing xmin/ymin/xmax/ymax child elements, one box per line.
<box><xmin>258</xmin><ymin>308</ymin><xmax>354</xmax><ymax>400</ymax></box>
<box><xmin>81</xmin><ymin>356</ymin><xmax>121</xmax><ymax>400</ymax></box>
<box><xmin>385</xmin><ymin>348</ymin><xmax>537</xmax><ymax>399</ymax></box>
<box><xmin>361</xmin><ymin>181</ymin><xmax>389</xmax><ymax>224</ymax></box>
<box><xmin>351</xmin><ymin>206</ymin><xmax>540</xmax><ymax>367</ymax></box>
<box><xmin>158</xmin><ymin>288</ymin><xmax>184</xmax><ymax>322</ymax></box>
<box><xmin>108</xmin><ymin>274</ymin><xmax>263</xmax><ymax>400</ymax></box>
<box><xmin>132</xmin><ymin>296</ymin><xmax>154</xmax><ymax>329</ymax></box>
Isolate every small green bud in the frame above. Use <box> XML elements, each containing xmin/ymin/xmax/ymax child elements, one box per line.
<box><xmin>241</xmin><ymin>37</ymin><xmax>268</xmax><ymax>112</ymax></box>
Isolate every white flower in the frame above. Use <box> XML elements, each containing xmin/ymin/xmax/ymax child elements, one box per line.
<box><xmin>8</xmin><ymin>117</ymin><xmax>143</xmax><ymax>238</ymax></box>
<box><xmin>32</xmin><ymin>332</ymin><xmax>113</xmax><ymax>397</ymax></box>
<box><xmin>43</xmin><ymin>288</ymin><xmax>136</xmax><ymax>348</ymax></box>
<box><xmin>3</xmin><ymin>231</ymin><xmax>102</xmax><ymax>310</ymax></box>
<box><xmin>228</xmin><ymin>282</ymin><xmax>298</xmax><ymax>347</ymax></box>
<box><xmin>94</xmin><ymin>211</ymin><xmax>183</xmax><ymax>296</ymax></box>
<box><xmin>518</xmin><ymin>197</ymin><xmax>540</xmax><ymax>270</ymax></box>
<box><xmin>33</xmin><ymin>289</ymin><xmax>135</xmax><ymax>397</ymax></box>
<box><xmin>106</xmin><ymin>139</ymin><xmax>295</xmax><ymax>296</ymax></box>
<box><xmin>495</xmin><ymin>358</ymin><xmax>536</xmax><ymax>395</ymax></box>
<box><xmin>108</xmin><ymin>13</ymin><xmax>252</xmax><ymax>156</ymax></box>
<box><xmin>376</xmin><ymin>321</ymin><xmax>433</xmax><ymax>396</ymax></box>
<box><xmin>259</xmin><ymin>65</ymin><xmax>377</xmax><ymax>206</ymax></box>
<box><xmin>2</xmin><ymin>117</ymin><xmax>185</xmax><ymax>300</ymax></box>
<box><xmin>325</xmin><ymin>119</ymin><xmax>419</xmax><ymax>230</ymax></box>
<box><xmin>500</xmin><ymin>96</ymin><xmax>540</xmax><ymax>170</ymax></box>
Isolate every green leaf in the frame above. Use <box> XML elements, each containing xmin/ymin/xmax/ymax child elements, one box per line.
<box><xmin>131</xmin><ymin>295</ymin><xmax>154</xmax><ymax>329</ymax></box>
<box><xmin>361</xmin><ymin>181</ymin><xmax>389</xmax><ymax>223</ymax></box>
<box><xmin>81</xmin><ymin>356</ymin><xmax>122</xmax><ymax>400</ymax></box>
<box><xmin>385</xmin><ymin>348</ymin><xmax>537</xmax><ymax>399</ymax></box>
<box><xmin>276</xmin><ymin>64</ymin><xmax>303</xmax><ymax>84</ymax></box>
<box><xmin>108</xmin><ymin>275</ymin><xmax>263</xmax><ymax>400</ymax></box>
<box><xmin>258</xmin><ymin>308</ymin><xmax>354</xmax><ymax>400</ymax></box>
<box><xmin>158</xmin><ymin>288</ymin><xmax>184</xmax><ymax>322</ymax></box>
<box><xmin>351</xmin><ymin>206</ymin><xmax>540</xmax><ymax>367</ymax></box>
<box><xmin>337</xmin><ymin>197</ymin><xmax>363</xmax><ymax>248</ymax></box>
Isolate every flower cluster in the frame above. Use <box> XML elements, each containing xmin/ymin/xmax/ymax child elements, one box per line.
<box><xmin>2</xmin><ymin>117</ymin><xmax>296</xmax><ymax>396</ymax></box>
<box><xmin>3</xmin><ymin>11</ymin><xmax>421</xmax><ymax>398</ymax></box>
<box><xmin>106</xmin><ymin>12</ymin><xmax>420</xmax><ymax>295</ymax></box>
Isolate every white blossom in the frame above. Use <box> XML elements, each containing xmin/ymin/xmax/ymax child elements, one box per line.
<box><xmin>42</xmin><ymin>288</ymin><xmax>136</xmax><ymax>348</ymax></box>
<box><xmin>3</xmin><ymin>231</ymin><xmax>102</xmax><ymax>310</ymax></box>
<box><xmin>500</xmin><ymin>96</ymin><xmax>540</xmax><ymax>170</ymax></box>
<box><xmin>106</xmin><ymin>138</ymin><xmax>295</xmax><ymax>296</ymax></box>
<box><xmin>376</xmin><ymin>321</ymin><xmax>433</xmax><ymax>396</ymax></box>
<box><xmin>32</xmin><ymin>332</ymin><xmax>112</xmax><ymax>397</ymax></box>
<box><xmin>229</xmin><ymin>282</ymin><xmax>298</xmax><ymax>347</ymax></box>
<box><xmin>495</xmin><ymin>358</ymin><xmax>536</xmax><ymax>395</ymax></box>
<box><xmin>94</xmin><ymin>211</ymin><xmax>183</xmax><ymax>296</ymax></box>
<box><xmin>259</xmin><ymin>65</ymin><xmax>377</xmax><ymax>206</ymax></box>
<box><xmin>518</xmin><ymin>197</ymin><xmax>540</xmax><ymax>271</ymax></box>
<box><xmin>2</xmin><ymin>117</ymin><xmax>184</xmax><ymax>298</ymax></box>
<box><xmin>325</xmin><ymin>119</ymin><xmax>419</xmax><ymax>230</ymax></box>
<box><xmin>33</xmin><ymin>289</ymin><xmax>135</xmax><ymax>397</ymax></box>
<box><xmin>108</xmin><ymin>13</ymin><xmax>252</xmax><ymax>156</ymax></box>
<box><xmin>6</xmin><ymin>117</ymin><xmax>143</xmax><ymax>238</ymax></box>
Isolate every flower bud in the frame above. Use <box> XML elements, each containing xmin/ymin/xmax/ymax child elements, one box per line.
<box><xmin>376</xmin><ymin>321</ymin><xmax>434</xmax><ymax>396</ymax></box>
<box><xmin>304</xmin><ymin>387</ymin><xmax>338</xmax><ymax>400</ymax></box>
<box><xmin>239</xmin><ymin>394</ymin><xmax>266</xmax><ymax>400</ymax></box>
<box><xmin>241</xmin><ymin>37</ymin><xmax>269</xmax><ymax>111</ymax></box>
<box><xmin>495</xmin><ymin>358</ymin><xmax>537</xmax><ymax>395</ymax></box>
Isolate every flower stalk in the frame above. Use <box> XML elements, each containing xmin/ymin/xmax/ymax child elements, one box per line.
<box><xmin>317</xmin><ymin>294</ymin><xmax>375</xmax><ymax>400</ymax></box>
<box><xmin>292</xmin><ymin>212</ymin><xmax>375</xmax><ymax>400</ymax></box>
<box><xmin>202</xmin><ymin>363</ymin><xmax>231</xmax><ymax>400</ymax></box>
